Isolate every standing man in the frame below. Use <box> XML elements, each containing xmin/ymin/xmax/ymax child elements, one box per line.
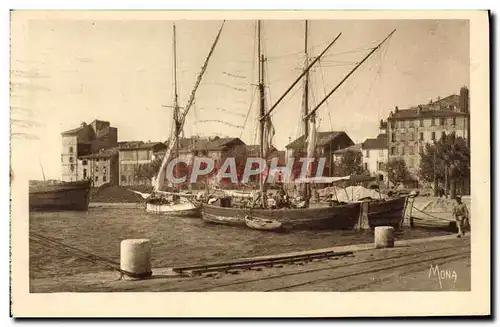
<box><xmin>453</xmin><ymin>196</ymin><xmax>469</xmax><ymax>238</ymax></box>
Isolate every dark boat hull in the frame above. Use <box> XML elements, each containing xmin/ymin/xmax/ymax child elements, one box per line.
<box><xmin>29</xmin><ymin>180</ymin><xmax>91</xmax><ymax>212</ymax></box>
<box><xmin>367</xmin><ymin>196</ymin><xmax>407</xmax><ymax>229</ymax></box>
<box><xmin>202</xmin><ymin>202</ymin><xmax>362</xmax><ymax>230</ymax></box>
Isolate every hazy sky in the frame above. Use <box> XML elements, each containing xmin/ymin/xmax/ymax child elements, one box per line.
<box><xmin>11</xmin><ymin>15</ymin><xmax>469</xmax><ymax>179</ymax></box>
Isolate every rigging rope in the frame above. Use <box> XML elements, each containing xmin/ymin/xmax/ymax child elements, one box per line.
<box><xmin>318</xmin><ymin>60</ymin><xmax>334</xmax><ymax>131</ymax></box>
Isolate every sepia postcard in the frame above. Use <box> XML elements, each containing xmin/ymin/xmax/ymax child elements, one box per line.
<box><xmin>10</xmin><ymin>10</ymin><xmax>490</xmax><ymax>317</ymax></box>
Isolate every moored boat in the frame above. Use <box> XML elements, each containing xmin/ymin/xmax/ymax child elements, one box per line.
<box><xmin>146</xmin><ymin>200</ymin><xmax>202</xmax><ymax>217</ymax></box>
<box><xmin>244</xmin><ymin>215</ymin><xmax>282</xmax><ymax>231</ymax></box>
<box><xmin>203</xmin><ymin>202</ymin><xmax>361</xmax><ymax>230</ymax></box>
<box><xmin>366</xmin><ymin>196</ymin><xmax>407</xmax><ymax>229</ymax></box>
<box><xmin>29</xmin><ymin>179</ymin><xmax>92</xmax><ymax>212</ymax></box>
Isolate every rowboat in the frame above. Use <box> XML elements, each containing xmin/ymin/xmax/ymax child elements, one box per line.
<box><xmin>29</xmin><ymin>179</ymin><xmax>92</xmax><ymax>212</ymax></box>
<box><xmin>410</xmin><ymin>217</ymin><xmax>458</xmax><ymax>232</ymax></box>
<box><xmin>202</xmin><ymin>202</ymin><xmax>362</xmax><ymax>230</ymax></box>
<box><xmin>244</xmin><ymin>215</ymin><xmax>283</xmax><ymax>231</ymax></box>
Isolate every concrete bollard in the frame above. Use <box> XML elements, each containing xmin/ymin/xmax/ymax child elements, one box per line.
<box><xmin>120</xmin><ymin>239</ymin><xmax>152</xmax><ymax>279</ymax></box>
<box><xmin>374</xmin><ymin>226</ymin><xmax>395</xmax><ymax>249</ymax></box>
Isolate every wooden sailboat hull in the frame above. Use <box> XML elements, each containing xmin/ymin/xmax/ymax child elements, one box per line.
<box><xmin>202</xmin><ymin>202</ymin><xmax>362</xmax><ymax>230</ymax></box>
<box><xmin>146</xmin><ymin>202</ymin><xmax>202</xmax><ymax>217</ymax></box>
<box><xmin>29</xmin><ymin>180</ymin><xmax>91</xmax><ymax>212</ymax></box>
<box><xmin>367</xmin><ymin>196</ymin><xmax>407</xmax><ymax>229</ymax></box>
<box><xmin>245</xmin><ymin>216</ymin><xmax>283</xmax><ymax>231</ymax></box>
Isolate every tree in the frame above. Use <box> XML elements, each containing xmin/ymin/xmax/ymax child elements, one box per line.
<box><xmin>135</xmin><ymin>157</ymin><xmax>163</xmax><ymax>184</ymax></box>
<box><xmin>385</xmin><ymin>158</ymin><xmax>411</xmax><ymax>187</ymax></box>
<box><xmin>418</xmin><ymin>132</ymin><xmax>470</xmax><ymax>197</ymax></box>
<box><xmin>334</xmin><ymin>149</ymin><xmax>366</xmax><ymax>177</ymax></box>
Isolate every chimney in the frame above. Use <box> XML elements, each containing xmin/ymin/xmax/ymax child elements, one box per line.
<box><xmin>460</xmin><ymin>86</ymin><xmax>469</xmax><ymax>113</ymax></box>
<box><xmin>395</xmin><ymin>106</ymin><xmax>399</xmax><ymax>113</ymax></box>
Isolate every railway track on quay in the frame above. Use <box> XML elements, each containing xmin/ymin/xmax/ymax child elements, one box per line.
<box><xmin>168</xmin><ymin>241</ymin><xmax>470</xmax><ymax>292</ymax></box>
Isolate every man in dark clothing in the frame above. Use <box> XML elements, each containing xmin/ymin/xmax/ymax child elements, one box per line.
<box><xmin>453</xmin><ymin>196</ymin><xmax>469</xmax><ymax>238</ymax></box>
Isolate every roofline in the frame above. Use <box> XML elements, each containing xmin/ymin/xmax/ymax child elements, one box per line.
<box><xmin>387</xmin><ymin>112</ymin><xmax>469</xmax><ymax>120</ymax></box>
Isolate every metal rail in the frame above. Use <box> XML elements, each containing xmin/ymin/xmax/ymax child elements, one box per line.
<box><xmin>172</xmin><ymin>250</ymin><xmax>354</xmax><ymax>275</ymax></box>
<box><xmin>177</xmin><ymin>242</ymin><xmax>468</xmax><ymax>291</ymax></box>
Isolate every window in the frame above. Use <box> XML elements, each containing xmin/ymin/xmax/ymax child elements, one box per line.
<box><xmin>391</xmin><ymin>147</ymin><xmax>397</xmax><ymax>156</ymax></box>
<box><xmin>96</xmin><ymin>159</ymin><xmax>100</xmax><ymax>162</ymax></box>
<box><xmin>69</xmin><ymin>156</ymin><xmax>74</xmax><ymax>163</ymax></box>
<box><xmin>452</xmin><ymin>117</ymin><xmax>456</xmax><ymax>126</ymax></box>
<box><xmin>364</xmin><ymin>163</ymin><xmax>368</xmax><ymax>171</ymax></box>
<box><xmin>390</xmin><ymin>120</ymin><xmax>395</xmax><ymax>128</ymax></box>
<box><xmin>441</xmin><ymin>131</ymin><xmax>446</xmax><ymax>140</ymax></box>
<box><xmin>121</xmin><ymin>175</ymin><xmax>127</xmax><ymax>182</ymax></box>
<box><xmin>95</xmin><ymin>166</ymin><xmax>99</xmax><ymax>172</ymax></box>
<box><xmin>440</xmin><ymin>118</ymin><xmax>446</xmax><ymax>126</ymax></box>
<box><xmin>419</xmin><ymin>119</ymin><xmax>424</xmax><ymax>127</ymax></box>
<box><xmin>410</xmin><ymin>132</ymin><xmax>415</xmax><ymax>141</ymax></box>
<box><xmin>431</xmin><ymin>118</ymin><xmax>435</xmax><ymax>126</ymax></box>
<box><xmin>69</xmin><ymin>146</ymin><xmax>74</xmax><ymax>153</ymax></box>
<box><xmin>401</xmin><ymin>146</ymin><xmax>405</xmax><ymax>155</ymax></box>
<box><xmin>378</xmin><ymin>162</ymin><xmax>384</xmax><ymax>170</ymax></box>
<box><xmin>409</xmin><ymin>158</ymin><xmax>414</xmax><ymax>168</ymax></box>
<box><xmin>409</xmin><ymin>120</ymin><xmax>414</xmax><ymax>128</ymax></box>
<box><xmin>103</xmin><ymin>175</ymin><xmax>107</xmax><ymax>182</ymax></box>
<box><xmin>431</xmin><ymin>132</ymin><xmax>436</xmax><ymax>140</ymax></box>
<box><xmin>379</xmin><ymin>149</ymin><xmax>384</xmax><ymax>157</ymax></box>
<box><xmin>83</xmin><ymin>169</ymin><xmax>87</xmax><ymax>179</ymax></box>
<box><xmin>70</xmin><ymin>164</ymin><xmax>74</xmax><ymax>172</ymax></box>
<box><xmin>419</xmin><ymin>132</ymin><xmax>424</xmax><ymax>141</ymax></box>
<box><xmin>95</xmin><ymin>176</ymin><xmax>99</xmax><ymax>182</ymax></box>
<box><xmin>391</xmin><ymin>133</ymin><xmax>396</xmax><ymax>143</ymax></box>
<box><xmin>61</xmin><ymin>155</ymin><xmax>63</xmax><ymax>163</ymax></box>
<box><xmin>82</xmin><ymin>160</ymin><xmax>87</xmax><ymax>166</ymax></box>
<box><xmin>409</xmin><ymin>146</ymin><xmax>414</xmax><ymax>155</ymax></box>
<box><xmin>365</xmin><ymin>150</ymin><xmax>370</xmax><ymax>158</ymax></box>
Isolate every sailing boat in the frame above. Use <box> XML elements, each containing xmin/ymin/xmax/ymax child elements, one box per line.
<box><xmin>144</xmin><ymin>22</ymin><xmax>225</xmax><ymax>217</ymax></box>
<box><xmin>202</xmin><ymin>21</ymin><xmax>369</xmax><ymax>230</ymax></box>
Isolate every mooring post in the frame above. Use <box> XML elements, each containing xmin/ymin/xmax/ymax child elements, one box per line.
<box><xmin>120</xmin><ymin>239</ymin><xmax>152</xmax><ymax>280</ymax></box>
<box><xmin>374</xmin><ymin>226</ymin><xmax>395</xmax><ymax>249</ymax></box>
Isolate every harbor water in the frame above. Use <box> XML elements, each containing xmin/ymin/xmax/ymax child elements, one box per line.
<box><xmin>30</xmin><ymin>207</ymin><xmax>453</xmax><ymax>280</ymax></box>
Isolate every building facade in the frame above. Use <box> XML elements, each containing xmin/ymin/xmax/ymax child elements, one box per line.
<box><xmin>78</xmin><ymin>148</ymin><xmax>119</xmax><ymax>187</ymax></box>
<box><xmin>286</xmin><ymin>131</ymin><xmax>355</xmax><ymax>178</ymax></box>
<box><xmin>118</xmin><ymin>142</ymin><xmax>167</xmax><ymax>186</ymax></box>
<box><xmin>61</xmin><ymin>119</ymin><xmax>117</xmax><ymax>182</ymax></box>
<box><xmin>386</xmin><ymin>87</ymin><xmax>470</xmax><ymax>176</ymax></box>
<box><xmin>361</xmin><ymin>134</ymin><xmax>388</xmax><ymax>182</ymax></box>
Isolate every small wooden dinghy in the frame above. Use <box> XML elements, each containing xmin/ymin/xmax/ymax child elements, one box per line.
<box><xmin>244</xmin><ymin>215</ymin><xmax>283</xmax><ymax>231</ymax></box>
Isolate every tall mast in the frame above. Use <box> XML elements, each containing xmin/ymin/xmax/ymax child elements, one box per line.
<box><xmin>258</xmin><ymin>20</ymin><xmax>266</xmax><ymax>198</ymax></box>
<box><xmin>154</xmin><ymin>21</ymin><xmax>225</xmax><ymax>192</ymax></box>
<box><xmin>302</xmin><ymin>20</ymin><xmax>310</xmax><ymax>200</ymax></box>
<box><xmin>173</xmin><ymin>23</ymin><xmax>180</xmax><ymax>190</ymax></box>
<box><xmin>303</xmin><ymin>20</ymin><xmax>309</xmax><ymax>152</ymax></box>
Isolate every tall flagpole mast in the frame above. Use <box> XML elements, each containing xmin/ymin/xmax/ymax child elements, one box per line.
<box><xmin>173</xmin><ymin>23</ymin><xmax>180</xmax><ymax>191</ymax></box>
<box><xmin>257</xmin><ymin>20</ymin><xmax>267</xmax><ymax>207</ymax></box>
<box><xmin>302</xmin><ymin>20</ymin><xmax>310</xmax><ymax>202</ymax></box>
